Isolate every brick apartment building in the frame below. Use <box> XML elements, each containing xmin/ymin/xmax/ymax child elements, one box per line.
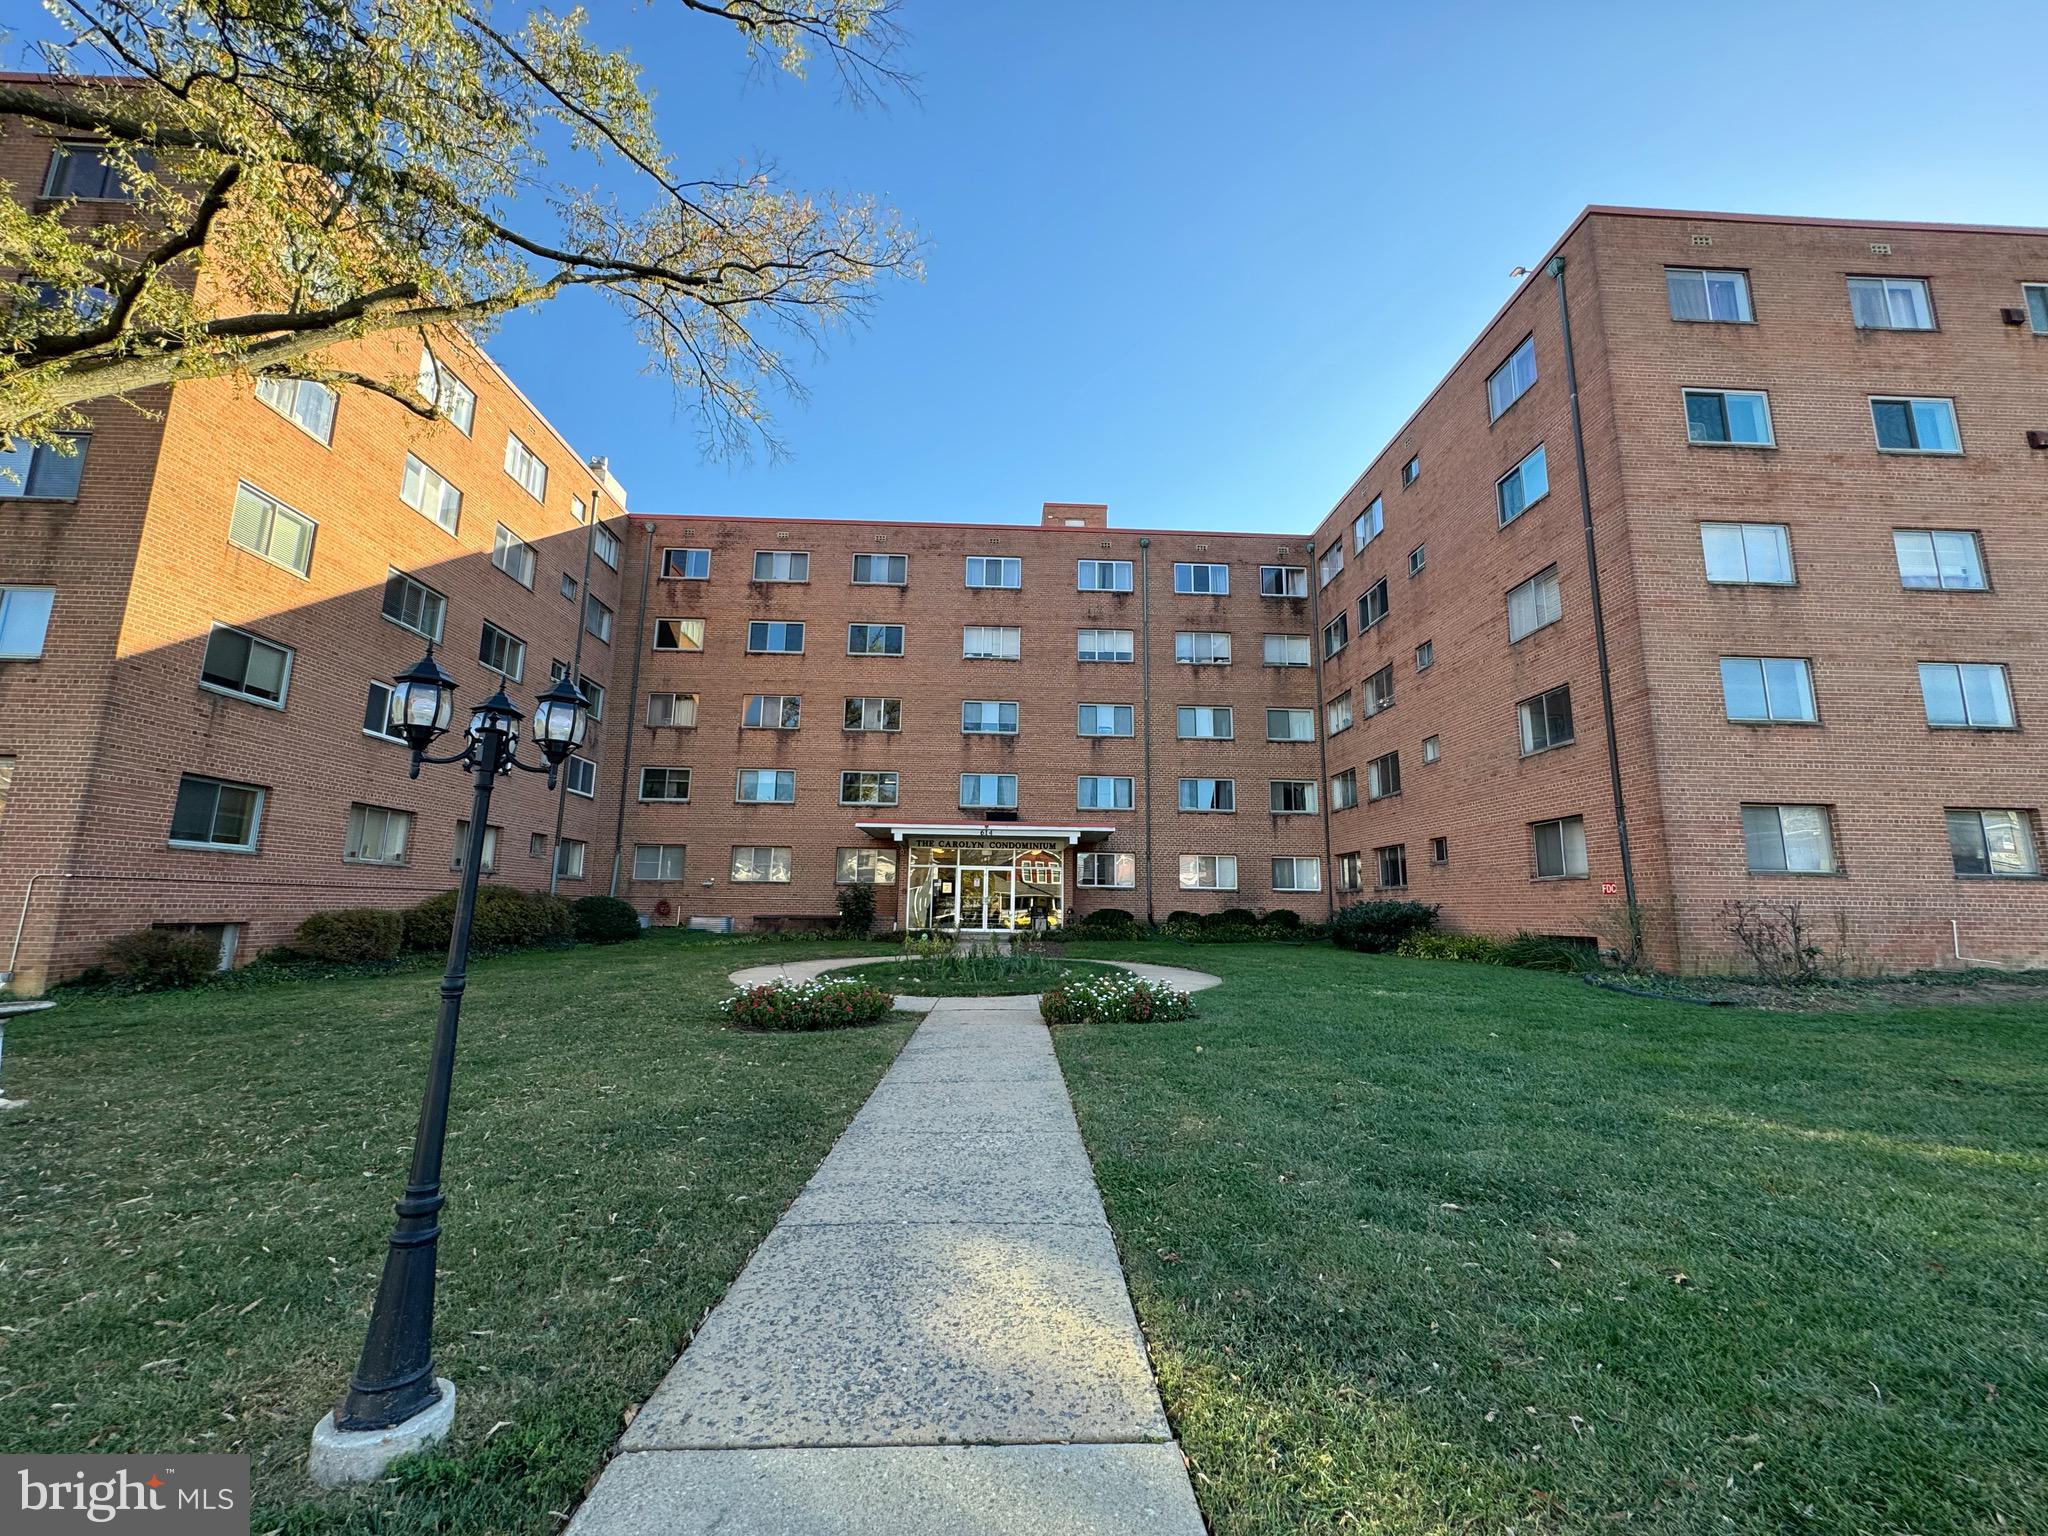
<box><xmin>5</xmin><ymin>105</ymin><xmax>2046</xmax><ymax>987</ymax></box>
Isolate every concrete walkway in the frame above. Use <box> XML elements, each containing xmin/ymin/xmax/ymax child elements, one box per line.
<box><xmin>565</xmin><ymin>961</ymin><xmax>1219</xmax><ymax>1535</ymax></box>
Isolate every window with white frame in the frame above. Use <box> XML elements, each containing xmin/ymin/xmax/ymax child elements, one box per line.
<box><xmin>1177</xmin><ymin>705</ymin><xmax>1233</xmax><ymax>740</ymax></box>
<box><xmin>1179</xmin><ymin>854</ymin><xmax>1237</xmax><ymax>890</ymax></box>
<box><xmin>1409</xmin><ymin>544</ymin><xmax>1426</xmax><ymax>577</ymax></box>
<box><xmin>344</xmin><ymin>803</ymin><xmax>412</xmax><ymax>865</ymax></box>
<box><xmin>731</xmin><ymin>846</ymin><xmax>792</xmax><ymax>883</ymax></box>
<box><xmin>563</xmin><ymin>755</ymin><xmax>596</xmax><ymax>797</ymax></box>
<box><xmin>1919</xmin><ymin>662</ymin><xmax>2015</xmax><ymax>729</ymax></box>
<box><xmin>663</xmin><ymin>547</ymin><xmax>711</xmax><ymax>580</ymax></box>
<box><xmin>1271</xmin><ymin>780</ymin><xmax>1318</xmax><ymax>815</ymax></box>
<box><xmin>1376</xmin><ymin>843</ymin><xmax>1408</xmax><ymax>889</ymax></box>
<box><xmin>1178</xmin><ymin>778</ymin><xmax>1235</xmax><ymax>812</ymax></box>
<box><xmin>1666</xmin><ymin>267</ymin><xmax>1753</xmax><ymax>323</ymax></box>
<box><xmin>1078</xmin><ymin>775</ymin><xmax>1134</xmax><ymax>810</ymax></box>
<box><xmin>417</xmin><ymin>350</ymin><xmax>476</xmax><ymax>432</ymax></box>
<box><xmin>1077</xmin><ymin>628</ymin><xmax>1135</xmax><ymax>663</ymax></box>
<box><xmin>1318</xmin><ymin>541</ymin><xmax>1344</xmax><ymax>587</ymax></box>
<box><xmin>634</xmin><ymin>843</ymin><xmax>686</xmax><ymax>881</ymax></box>
<box><xmin>1416</xmin><ymin>639</ymin><xmax>1435</xmax><ymax>671</ymax></box>
<box><xmin>1352</xmin><ymin>496</ymin><xmax>1385</xmax><ymax>551</ymax></box>
<box><xmin>1518</xmin><ymin>683</ymin><xmax>1575</xmax><ymax>752</ymax></box>
<box><xmin>0</xmin><ymin>586</ymin><xmax>56</xmax><ymax>659</ymax></box>
<box><xmin>1893</xmin><ymin>529</ymin><xmax>1986</xmax><ymax>591</ymax></box>
<box><xmin>1175</xmin><ymin>631</ymin><xmax>1231</xmax><ymax>665</ymax></box>
<box><xmin>169</xmin><ymin>774</ymin><xmax>264</xmax><ymax>851</ymax></box>
<box><xmin>1326</xmin><ymin>691</ymin><xmax>1353</xmax><ymax>735</ymax></box>
<box><xmin>585</xmin><ymin>595</ymin><xmax>613</xmax><ymax>643</ymax></box>
<box><xmin>640</xmin><ymin>766</ymin><xmax>692</xmax><ymax>801</ymax></box>
<box><xmin>1261</xmin><ymin>564</ymin><xmax>1308</xmax><ymax>598</ymax></box>
<box><xmin>1742</xmin><ymin>803</ymin><xmax>1837</xmax><ymax>873</ymax></box>
<box><xmin>1267</xmin><ymin>708</ymin><xmax>1314</xmax><ymax>742</ymax></box>
<box><xmin>478</xmin><ymin>621</ymin><xmax>525</xmax><ymax>681</ymax></box>
<box><xmin>1329</xmin><ymin>769</ymin><xmax>1358</xmax><ymax>811</ymax></box>
<box><xmin>963</xmin><ymin>625</ymin><xmax>1021</xmax><ymax>660</ymax></box>
<box><xmin>647</xmin><ymin>692</ymin><xmax>699</xmax><ymax>727</ymax></box>
<box><xmin>452</xmin><ymin>820</ymin><xmax>501</xmax><ymax>874</ymax></box>
<box><xmin>1363</xmin><ymin>663</ymin><xmax>1394</xmax><ymax>718</ymax></box>
<box><xmin>1684</xmin><ymin>389</ymin><xmax>1775</xmax><ymax>446</ymax></box>
<box><xmin>1077</xmin><ymin>703</ymin><xmax>1134</xmax><ymax>737</ymax></box>
<box><xmin>1359</xmin><ymin>579</ymin><xmax>1389</xmax><ymax>630</ymax></box>
<box><xmin>1487</xmin><ymin>335</ymin><xmax>1538</xmax><ymax>420</ymax></box>
<box><xmin>1431</xmin><ymin>836</ymin><xmax>1449</xmax><ymax>864</ymax></box>
<box><xmin>836</xmin><ymin>848</ymin><xmax>898</xmax><ymax>885</ymax></box>
<box><xmin>1174</xmin><ymin>562</ymin><xmax>1229</xmax><ymax>595</ymax></box>
<box><xmin>1078</xmin><ymin>851</ymin><xmax>1137</xmax><ymax>887</ymax></box>
<box><xmin>961</xmin><ymin>699</ymin><xmax>1019</xmax><ymax>734</ymax></box>
<box><xmin>966</xmin><ymin>555</ymin><xmax>1022</xmax><ymax>589</ymax></box>
<box><xmin>959</xmin><ymin>772</ymin><xmax>1018</xmax><ymax>809</ymax></box>
<box><xmin>1402</xmin><ymin>455</ymin><xmax>1420</xmax><ymax>486</ymax></box>
<box><xmin>746</xmin><ymin>621</ymin><xmax>803</xmax><ymax>653</ymax></box>
<box><xmin>1367</xmin><ymin>750</ymin><xmax>1401</xmax><ymax>801</ymax></box>
<box><xmin>1721</xmin><ymin>657</ymin><xmax>1818</xmax><ymax>723</ymax></box>
<box><xmin>1496</xmin><ymin>444</ymin><xmax>1549</xmax><ymax>526</ymax></box>
<box><xmin>1078</xmin><ymin>559</ymin><xmax>1134</xmax><ymax>592</ymax></box>
<box><xmin>199</xmin><ymin>623</ymin><xmax>292</xmax><ymax>708</ymax></box>
<box><xmin>0</xmin><ymin>433</ymin><xmax>89</xmax><ymax>500</ymax></box>
<box><xmin>593</xmin><ymin>525</ymin><xmax>620</xmax><ymax>570</ymax></box>
<box><xmin>1335</xmin><ymin>851</ymin><xmax>1363</xmax><ymax>893</ymax></box>
<box><xmin>1871</xmin><ymin>396</ymin><xmax>1959</xmax><ymax>454</ymax></box>
<box><xmin>743</xmin><ymin>694</ymin><xmax>801</xmax><ymax>729</ymax></box>
<box><xmin>1322</xmin><ymin>613</ymin><xmax>1349</xmax><ymax>658</ymax></box>
<box><xmin>363</xmin><ymin>680</ymin><xmax>404</xmax><ymax>741</ymax></box>
<box><xmin>228</xmin><ymin>482</ymin><xmax>316</xmax><ymax>575</ymax></box>
<box><xmin>1946</xmin><ymin>808</ymin><xmax>2040</xmax><ymax>878</ymax></box>
<box><xmin>839</xmin><ymin>770</ymin><xmax>899</xmax><ymax>806</ymax></box>
<box><xmin>737</xmin><ymin>768</ymin><xmax>796</xmax><ymax>803</ymax></box>
<box><xmin>1421</xmin><ymin>734</ymin><xmax>1441</xmax><ymax>764</ymax></box>
<box><xmin>1700</xmin><ymin>522</ymin><xmax>1794</xmax><ymax>585</ymax></box>
<box><xmin>503</xmin><ymin>433</ymin><xmax>548</xmax><ymax>500</ymax></box>
<box><xmin>1848</xmin><ymin>275</ymin><xmax>1934</xmax><ymax>330</ymax></box>
<box><xmin>1271</xmin><ymin>856</ymin><xmax>1321</xmax><ymax>892</ymax></box>
<box><xmin>2024</xmin><ymin>283</ymin><xmax>2048</xmax><ymax>335</ymax></box>
<box><xmin>1531</xmin><ymin>815</ymin><xmax>1587</xmax><ymax>880</ymax></box>
<box><xmin>401</xmin><ymin>454</ymin><xmax>462</xmax><ymax>533</ymax></box>
<box><xmin>255</xmin><ymin>376</ymin><xmax>337</xmax><ymax>444</ymax></box>
<box><xmin>752</xmin><ymin>549</ymin><xmax>810</xmax><ymax>582</ymax></box>
<box><xmin>491</xmin><ymin>524</ymin><xmax>536</xmax><ymax>587</ymax></box>
<box><xmin>1507</xmin><ymin>566</ymin><xmax>1562</xmax><ymax>642</ymax></box>
<box><xmin>853</xmin><ymin>552</ymin><xmax>908</xmax><ymax>585</ymax></box>
<box><xmin>560</xmin><ymin>572</ymin><xmax>578</xmax><ymax>602</ymax></box>
<box><xmin>655</xmin><ymin>618</ymin><xmax>707</xmax><ymax>652</ymax></box>
<box><xmin>1265</xmin><ymin>633</ymin><xmax>1309</xmax><ymax>667</ymax></box>
<box><xmin>848</xmin><ymin>623</ymin><xmax>905</xmax><ymax>656</ymax></box>
<box><xmin>844</xmin><ymin>696</ymin><xmax>900</xmax><ymax>731</ymax></box>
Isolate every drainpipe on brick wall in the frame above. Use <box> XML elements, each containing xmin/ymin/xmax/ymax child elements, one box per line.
<box><xmin>1305</xmin><ymin>539</ymin><xmax>1336</xmax><ymax>919</ymax></box>
<box><xmin>1547</xmin><ymin>254</ymin><xmax>1638</xmax><ymax>910</ymax></box>
<box><xmin>550</xmin><ymin>483</ymin><xmax>603</xmax><ymax>895</ymax></box>
<box><xmin>1138</xmin><ymin>538</ymin><xmax>1156</xmax><ymax>926</ymax></box>
<box><xmin>608</xmin><ymin>523</ymin><xmax>656</xmax><ymax>896</ymax></box>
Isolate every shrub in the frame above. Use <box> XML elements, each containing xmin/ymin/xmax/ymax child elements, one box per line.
<box><xmin>1396</xmin><ymin>931</ymin><xmax>1507</xmax><ymax>964</ymax></box>
<box><xmin>101</xmin><ymin>929</ymin><xmax>217</xmax><ymax>991</ymax></box>
<box><xmin>294</xmin><ymin>908</ymin><xmax>404</xmax><ymax>963</ymax></box>
<box><xmin>403</xmin><ymin>885</ymin><xmax>567</xmax><ymax>954</ymax></box>
<box><xmin>721</xmin><ymin>978</ymin><xmax>895</xmax><ymax>1031</ymax></box>
<box><xmin>1072</xmin><ymin>908</ymin><xmax>1145</xmax><ymax>941</ymax></box>
<box><xmin>1329</xmin><ymin>899</ymin><xmax>1440</xmax><ymax>953</ymax></box>
<box><xmin>836</xmin><ymin>881</ymin><xmax>876</xmax><ymax>937</ymax></box>
<box><xmin>1040</xmin><ymin>972</ymin><xmax>1196</xmax><ymax>1025</ymax></box>
<box><xmin>1260</xmin><ymin>908</ymin><xmax>1304</xmax><ymax>931</ymax></box>
<box><xmin>1721</xmin><ymin>899</ymin><xmax>1831</xmax><ymax>985</ymax></box>
<box><xmin>1498</xmin><ymin>932</ymin><xmax>1598</xmax><ymax>973</ymax></box>
<box><xmin>571</xmin><ymin>895</ymin><xmax>642</xmax><ymax>945</ymax></box>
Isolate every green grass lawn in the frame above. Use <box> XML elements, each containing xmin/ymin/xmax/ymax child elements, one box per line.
<box><xmin>820</xmin><ymin>952</ymin><xmax>1123</xmax><ymax>996</ymax></box>
<box><xmin>0</xmin><ymin>934</ymin><xmax>905</xmax><ymax>1534</ymax></box>
<box><xmin>1053</xmin><ymin>940</ymin><xmax>2048</xmax><ymax>1535</ymax></box>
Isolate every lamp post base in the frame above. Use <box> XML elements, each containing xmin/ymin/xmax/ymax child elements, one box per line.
<box><xmin>309</xmin><ymin>1377</ymin><xmax>457</xmax><ymax>1486</ymax></box>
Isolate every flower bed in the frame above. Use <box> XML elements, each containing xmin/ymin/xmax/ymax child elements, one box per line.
<box><xmin>720</xmin><ymin>978</ymin><xmax>896</xmax><ymax>1031</ymax></box>
<box><xmin>1039</xmin><ymin>971</ymin><xmax>1195</xmax><ymax>1025</ymax></box>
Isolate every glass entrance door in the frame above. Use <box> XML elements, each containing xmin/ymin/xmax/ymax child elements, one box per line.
<box><xmin>905</xmin><ymin>841</ymin><xmax>1066</xmax><ymax>932</ymax></box>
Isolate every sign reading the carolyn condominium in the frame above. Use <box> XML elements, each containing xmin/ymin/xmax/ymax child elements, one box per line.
<box><xmin>4</xmin><ymin>1456</ymin><xmax>249</xmax><ymax>1534</ymax></box>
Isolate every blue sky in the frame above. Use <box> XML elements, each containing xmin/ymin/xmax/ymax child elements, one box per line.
<box><xmin>21</xmin><ymin>2</ymin><xmax>2048</xmax><ymax>531</ymax></box>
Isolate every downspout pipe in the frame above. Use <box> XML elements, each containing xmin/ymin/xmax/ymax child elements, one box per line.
<box><xmin>608</xmin><ymin>523</ymin><xmax>656</xmax><ymax>896</ymax></box>
<box><xmin>1547</xmin><ymin>254</ymin><xmax>1638</xmax><ymax>910</ymax></box>
<box><xmin>550</xmin><ymin>483</ymin><xmax>603</xmax><ymax>894</ymax></box>
<box><xmin>1305</xmin><ymin>540</ymin><xmax>1336</xmax><ymax>918</ymax></box>
<box><xmin>1138</xmin><ymin>538</ymin><xmax>1156</xmax><ymax>926</ymax></box>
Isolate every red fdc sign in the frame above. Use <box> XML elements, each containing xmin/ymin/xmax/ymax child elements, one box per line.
<box><xmin>1601</xmin><ymin>881</ymin><xmax>1619</xmax><ymax>896</ymax></box>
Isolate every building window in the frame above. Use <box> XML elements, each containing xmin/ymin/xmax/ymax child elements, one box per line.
<box><xmin>1531</xmin><ymin>815</ymin><xmax>1588</xmax><ymax>880</ymax></box>
<box><xmin>663</xmin><ymin>548</ymin><xmax>711</xmax><ymax>580</ymax></box>
<box><xmin>1077</xmin><ymin>628</ymin><xmax>1135</xmax><ymax>663</ymax></box>
<box><xmin>1175</xmin><ymin>631</ymin><xmax>1232</xmax><ymax>665</ymax></box>
<box><xmin>1363</xmin><ymin>664</ymin><xmax>1395</xmax><ymax>718</ymax></box>
<box><xmin>561</xmin><ymin>573</ymin><xmax>579</xmax><ymax>602</ymax></box>
<box><xmin>563</xmin><ymin>754</ymin><xmax>596</xmax><ymax>797</ymax></box>
<box><xmin>1318</xmin><ymin>542</ymin><xmax>1344</xmax><ymax>587</ymax></box>
<box><xmin>255</xmin><ymin>376</ymin><xmax>337</xmax><ymax>444</ymax></box>
<box><xmin>1246</xmin><ymin>635</ymin><xmax>1304</xmax><ymax>675</ymax></box>
<box><xmin>1178</xmin><ymin>778</ymin><xmax>1235</xmax><ymax>812</ymax></box>
<box><xmin>1666</xmin><ymin>267</ymin><xmax>1753</xmax><ymax>323</ymax></box>
<box><xmin>1335</xmin><ymin>851</ymin><xmax>1363</xmax><ymax>892</ymax></box>
<box><xmin>580</xmin><ymin>676</ymin><xmax>606</xmax><ymax>721</ymax></box>
<box><xmin>44</xmin><ymin>141</ymin><xmax>154</xmax><ymax>200</ymax></box>
<box><xmin>503</xmin><ymin>434</ymin><xmax>549</xmax><ymax>500</ymax></box>
<box><xmin>452</xmin><ymin>820</ymin><xmax>502</xmax><ymax>874</ymax></box>
<box><xmin>1326</xmin><ymin>691</ymin><xmax>1353</xmax><ymax>735</ymax></box>
<box><xmin>1262</xmin><ymin>564</ymin><xmax>1308</xmax><ymax>598</ymax></box>
<box><xmin>1721</xmin><ymin>657</ymin><xmax>1818</xmax><ymax>723</ymax></box>
<box><xmin>1352</xmin><ymin>496</ymin><xmax>1385</xmax><ymax>552</ymax></box>
<box><xmin>398</xmin><ymin>454</ymin><xmax>462</xmax><ymax>534</ymax></box>
<box><xmin>959</xmin><ymin>773</ymin><xmax>1018</xmax><ymax>810</ymax></box>
<box><xmin>1367</xmin><ymin>751</ymin><xmax>1401</xmax><ymax>801</ymax></box>
<box><xmin>363</xmin><ymin>681</ymin><xmax>404</xmax><ymax>741</ymax></box>
<box><xmin>1871</xmin><ymin>396</ymin><xmax>1960</xmax><ymax>454</ymax></box>
<box><xmin>0</xmin><ymin>433</ymin><xmax>90</xmax><ymax>501</ymax></box>
<box><xmin>1700</xmin><ymin>522</ymin><xmax>1794</xmax><ymax>585</ymax></box>
<box><xmin>737</xmin><ymin>768</ymin><xmax>797</xmax><ymax>804</ymax></box>
<box><xmin>1422</xmin><ymin>734</ymin><xmax>1441</xmax><ymax>764</ymax></box>
<box><xmin>169</xmin><ymin>774</ymin><xmax>264</xmax><ymax>851</ymax></box>
<box><xmin>1415</xmin><ymin>639</ymin><xmax>1434</xmax><ymax>671</ymax></box>
<box><xmin>1893</xmin><ymin>529</ymin><xmax>1986</xmax><ymax>591</ymax></box>
<box><xmin>1401</xmin><ymin>455</ymin><xmax>1420</xmax><ymax>487</ymax></box>
<box><xmin>1077</xmin><ymin>558</ymin><xmax>1134</xmax><ymax>592</ymax></box>
<box><xmin>742</xmin><ymin>694</ymin><xmax>801</xmax><ymax>730</ymax></box>
<box><xmin>418</xmin><ymin>350</ymin><xmax>476</xmax><ymax>432</ymax></box>
<box><xmin>1496</xmin><ymin>444</ymin><xmax>1549</xmax><ymax>526</ymax></box>
<box><xmin>1179</xmin><ymin>854</ymin><xmax>1238</xmax><ymax>891</ymax></box>
<box><xmin>752</xmin><ymin>549</ymin><xmax>811</xmax><ymax>582</ymax></box>
<box><xmin>1267</xmin><ymin>708</ymin><xmax>1314</xmax><ymax>742</ymax></box>
<box><xmin>380</xmin><ymin>570</ymin><xmax>445</xmax><ymax>642</ymax></box>
<box><xmin>199</xmin><ymin>623</ymin><xmax>292</xmax><ymax>708</ymax></box>
<box><xmin>1848</xmin><ymin>275</ymin><xmax>1934</xmax><ymax>330</ymax></box>
<box><xmin>836</xmin><ymin>848</ymin><xmax>899</xmax><ymax>885</ymax></box>
<box><xmin>1918</xmin><ymin>662</ymin><xmax>2015</xmax><ymax>729</ymax></box>
<box><xmin>587</xmin><ymin>526</ymin><xmax>619</xmax><ymax>571</ymax></box>
<box><xmin>640</xmin><ymin>766</ymin><xmax>693</xmax><ymax>802</ymax></box>
<box><xmin>1507</xmin><ymin>566</ymin><xmax>1563</xmax><ymax>642</ymax></box>
<box><xmin>1174</xmin><ymin>562</ymin><xmax>1230</xmax><ymax>595</ymax></box>
<box><xmin>582</xmin><ymin>595</ymin><xmax>614</xmax><ymax>644</ymax></box>
<box><xmin>844</xmin><ymin>696</ymin><xmax>900</xmax><ymax>731</ymax></box>
<box><xmin>1742</xmin><ymin>804</ymin><xmax>1837</xmax><ymax>874</ymax></box>
<box><xmin>1077</xmin><ymin>703</ymin><xmax>1135</xmax><ymax>737</ymax></box>
<box><xmin>1376</xmin><ymin>844</ymin><xmax>1408</xmax><ymax>889</ymax></box>
<box><xmin>483</xmin><ymin>524</ymin><xmax>535</xmax><ymax>588</ymax></box>
<box><xmin>1078</xmin><ymin>852</ymin><xmax>1137</xmax><ymax>887</ymax></box>
<box><xmin>1078</xmin><ymin>776</ymin><xmax>1134</xmax><ymax>810</ymax></box>
<box><xmin>1322</xmin><ymin>613</ymin><xmax>1349</xmax><ymax>659</ymax></box>
<box><xmin>746</xmin><ymin>621</ymin><xmax>804</xmax><ymax>654</ymax></box>
<box><xmin>1359</xmin><ymin>579</ymin><xmax>1389</xmax><ymax>631</ymax></box>
<box><xmin>635</xmin><ymin>843</ymin><xmax>687</xmax><ymax>881</ymax></box>
<box><xmin>731</xmin><ymin>846</ymin><xmax>793</xmax><ymax>883</ymax></box>
<box><xmin>1517</xmin><ymin>683</ymin><xmax>1575</xmax><ymax>753</ymax></box>
<box><xmin>1271</xmin><ymin>780</ymin><xmax>1318</xmax><ymax>815</ymax></box>
<box><xmin>840</xmin><ymin>770</ymin><xmax>899</xmax><ymax>806</ymax></box>
<box><xmin>1430</xmin><ymin>836</ymin><xmax>1449</xmax><ymax>865</ymax></box>
<box><xmin>1329</xmin><ymin>769</ymin><xmax>1358</xmax><ymax>811</ymax></box>
<box><xmin>1487</xmin><ymin>335</ymin><xmax>1538</xmax><ymax>420</ymax></box>
<box><xmin>961</xmin><ymin>699</ymin><xmax>1019</xmax><ymax>735</ymax></box>
<box><xmin>228</xmin><ymin>482</ymin><xmax>316</xmax><ymax>575</ymax></box>
<box><xmin>853</xmin><ymin>552</ymin><xmax>908</xmax><ymax>585</ymax></box>
<box><xmin>0</xmin><ymin>586</ymin><xmax>58</xmax><ymax>659</ymax></box>
<box><xmin>1409</xmin><ymin>544</ymin><xmax>1426</xmax><ymax>577</ymax></box>
<box><xmin>1271</xmin><ymin>856</ymin><xmax>1322</xmax><ymax>892</ymax></box>
<box><xmin>647</xmin><ymin>692</ymin><xmax>699</xmax><ymax>728</ymax></box>
<box><xmin>479</xmin><ymin>621</ymin><xmax>525</xmax><ymax>681</ymax></box>
<box><xmin>1946</xmin><ymin>809</ymin><xmax>2040</xmax><ymax>878</ymax></box>
<box><xmin>554</xmin><ymin>838</ymin><xmax>588</xmax><ymax>881</ymax></box>
<box><xmin>1177</xmin><ymin>705</ymin><xmax>1233</xmax><ymax>740</ymax></box>
<box><xmin>344</xmin><ymin>803</ymin><xmax>413</xmax><ymax>866</ymax></box>
<box><xmin>1683</xmin><ymin>389</ymin><xmax>1775</xmax><ymax>447</ymax></box>
<box><xmin>963</xmin><ymin>625</ymin><xmax>1021</xmax><ymax>660</ymax></box>
<box><xmin>656</xmin><ymin>618</ymin><xmax>708</xmax><ymax>652</ymax></box>
<box><xmin>966</xmin><ymin>555</ymin><xmax>1022</xmax><ymax>589</ymax></box>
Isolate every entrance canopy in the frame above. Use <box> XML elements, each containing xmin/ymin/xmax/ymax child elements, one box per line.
<box><xmin>853</xmin><ymin>822</ymin><xmax>1116</xmax><ymax>845</ymax></box>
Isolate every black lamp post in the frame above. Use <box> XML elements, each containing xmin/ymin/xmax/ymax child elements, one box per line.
<box><xmin>330</xmin><ymin>648</ymin><xmax>588</xmax><ymax>1433</ymax></box>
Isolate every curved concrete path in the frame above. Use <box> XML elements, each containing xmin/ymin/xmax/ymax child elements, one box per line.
<box><xmin>565</xmin><ymin>957</ymin><xmax>1221</xmax><ymax>1535</ymax></box>
<box><xmin>726</xmin><ymin>953</ymin><xmax>1222</xmax><ymax>1013</ymax></box>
